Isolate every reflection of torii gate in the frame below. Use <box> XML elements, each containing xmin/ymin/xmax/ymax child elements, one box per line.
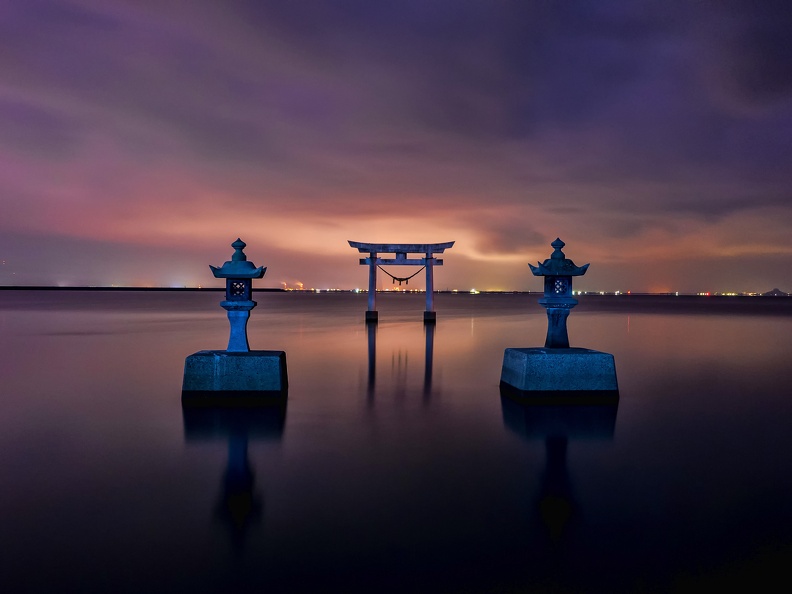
<box><xmin>348</xmin><ymin>241</ymin><xmax>455</xmax><ymax>323</ymax></box>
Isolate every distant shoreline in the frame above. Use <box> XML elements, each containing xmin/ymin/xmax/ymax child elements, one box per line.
<box><xmin>2</xmin><ymin>287</ymin><xmax>791</xmax><ymax>317</ymax></box>
<box><xmin>0</xmin><ymin>286</ymin><xmax>788</xmax><ymax>298</ymax></box>
<box><xmin>0</xmin><ymin>286</ymin><xmax>283</xmax><ymax>292</ymax></box>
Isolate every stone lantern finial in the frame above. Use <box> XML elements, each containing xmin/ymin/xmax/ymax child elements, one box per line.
<box><xmin>231</xmin><ymin>238</ymin><xmax>247</xmax><ymax>261</ymax></box>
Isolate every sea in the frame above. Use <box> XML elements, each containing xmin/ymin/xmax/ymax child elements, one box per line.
<box><xmin>1</xmin><ymin>290</ymin><xmax>791</xmax><ymax>593</ymax></box>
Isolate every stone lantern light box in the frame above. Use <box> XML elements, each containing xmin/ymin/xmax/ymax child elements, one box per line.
<box><xmin>500</xmin><ymin>238</ymin><xmax>618</xmax><ymax>400</ymax></box>
<box><xmin>182</xmin><ymin>239</ymin><xmax>288</xmax><ymax>404</ymax></box>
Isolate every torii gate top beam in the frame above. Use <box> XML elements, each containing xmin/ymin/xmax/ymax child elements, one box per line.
<box><xmin>348</xmin><ymin>241</ymin><xmax>455</xmax><ymax>255</ymax></box>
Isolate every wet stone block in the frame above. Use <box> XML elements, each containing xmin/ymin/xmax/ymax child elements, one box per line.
<box><xmin>182</xmin><ymin>350</ymin><xmax>288</xmax><ymax>403</ymax></box>
<box><xmin>500</xmin><ymin>347</ymin><xmax>618</xmax><ymax>396</ymax></box>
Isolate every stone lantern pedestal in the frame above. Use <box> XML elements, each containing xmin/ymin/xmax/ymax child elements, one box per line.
<box><xmin>182</xmin><ymin>239</ymin><xmax>288</xmax><ymax>404</ymax></box>
<box><xmin>500</xmin><ymin>239</ymin><xmax>618</xmax><ymax>400</ymax></box>
<box><xmin>182</xmin><ymin>350</ymin><xmax>288</xmax><ymax>399</ymax></box>
<box><xmin>500</xmin><ymin>347</ymin><xmax>618</xmax><ymax>397</ymax></box>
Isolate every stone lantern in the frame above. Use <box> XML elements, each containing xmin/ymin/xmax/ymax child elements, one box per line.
<box><xmin>500</xmin><ymin>238</ymin><xmax>618</xmax><ymax>400</ymax></box>
<box><xmin>182</xmin><ymin>239</ymin><xmax>288</xmax><ymax>403</ymax></box>
<box><xmin>529</xmin><ymin>238</ymin><xmax>589</xmax><ymax>348</ymax></box>
<box><xmin>210</xmin><ymin>238</ymin><xmax>266</xmax><ymax>352</ymax></box>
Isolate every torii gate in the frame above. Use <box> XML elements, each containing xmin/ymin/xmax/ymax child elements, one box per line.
<box><xmin>348</xmin><ymin>241</ymin><xmax>455</xmax><ymax>323</ymax></box>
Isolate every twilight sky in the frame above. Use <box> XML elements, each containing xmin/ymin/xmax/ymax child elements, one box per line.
<box><xmin>2</xmin><ymin>0</ymin><xmax>791</xmax><ymax>292</ymax></box>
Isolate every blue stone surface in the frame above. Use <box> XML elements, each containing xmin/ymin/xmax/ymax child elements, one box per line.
<box><xmin>182</xmin><ymin>350</ymin><xmax>288</xmax><ymax>395</ymax></box>
<box><xmin>500</xmin><ymin>347</ymin><xmax>618</xmax><ymax>393</ymax></box>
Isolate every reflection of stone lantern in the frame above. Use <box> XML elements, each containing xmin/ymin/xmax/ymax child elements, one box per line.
<box><xmin>529</xmin><ymin>238</ymin><xmax>589</xmax><ymax>349</ymax></box>
<box><xmin>500</xmin><ymin>238</ymin><xmax>618</xmax><ymax>400</ymax></box>
<box><xmin>182</xmin><ymin>406</ymin><xmax>286</xmax><ymax>552</ymax></box>
<box><xmin>182</xmin><ymin>239</ymin><xmax>288</xmax><ymax>404</ymax></box>
<box><xmin>500</xmin><ymin>395</ymin><xmax>618</xmax><ymax>545</ymax></box>
<box><xmin>210</xmin><ymin>239</ymin><xmax>266</xmax><ymax>352</ymax></box>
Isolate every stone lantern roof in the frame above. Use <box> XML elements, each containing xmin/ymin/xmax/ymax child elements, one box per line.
<box><xmin>210</xmin><ymin>238</ymin><xmax>266</xmax><ymax>279</ymax></box>
<box><xmin>529</xmin><ymin>238</ymin><xmax>590</xmax><ymax>277</ymax></box>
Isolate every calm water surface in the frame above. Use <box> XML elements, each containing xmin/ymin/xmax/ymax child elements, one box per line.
<box><xmin>1</xmin><ymin>291</ymin><xmax>791</xmax><ymax>593</ymax></box>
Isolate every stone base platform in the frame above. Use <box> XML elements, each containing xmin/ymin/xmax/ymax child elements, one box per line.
<box><xmin>182</xmin><ymin>350</ymin><xmax>288</xmax><ymax>405</ymax></box>
<box><xmin>500</xmin><ymin>347</ymin><xmax>618</xmax><ymax>401</ymax></box>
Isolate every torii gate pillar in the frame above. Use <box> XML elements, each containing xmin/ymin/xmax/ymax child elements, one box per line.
<box><xmin>366</xmin><ymin>252</ymin><xmax>378</xmax><ymax>322</ymax></box>
<box><xmin>424</xmin><ymin>257</ymin><xmax>435</xmax><ymax>323</ymax></box>
<box><xmin>349</xmin><ymin>241</ymin><xmax>455</xmax><ymax>324</ymax></box>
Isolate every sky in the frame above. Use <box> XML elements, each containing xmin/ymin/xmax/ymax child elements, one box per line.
<box><xmin>1</xmin><ymin>0</ymin><xmax>791</xmax><ymax>293</ymax></box>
